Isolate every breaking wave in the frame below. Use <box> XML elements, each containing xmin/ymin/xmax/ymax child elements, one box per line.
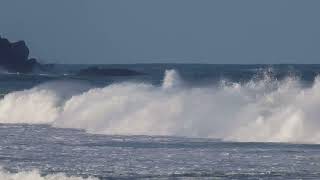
<box><xmin>1</xmin><ymin>69</ymin><xmax>320</xmax><ymax>143</ymax></box>
<box><xmin>0</xmin><ymin>168</ymin><xmax>97</xmax><ymax>180</ymax></box>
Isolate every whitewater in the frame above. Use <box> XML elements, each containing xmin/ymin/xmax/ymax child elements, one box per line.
<box><xmin>0</xmin><ymin>168</ymin><xmax>97</xmax><ymax>180</ymax></box>
<box><xmin>2</xmin><ymin>64</ymin><xmax>320</xmax><ymax>179</ymax></box>
<box><xmin>1</xmin><ymin>69</ymin><xmax>320</xmax><ymax>143</ymax></box>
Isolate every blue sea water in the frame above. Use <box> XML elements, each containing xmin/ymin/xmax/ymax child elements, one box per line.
<box><xmin>1</xmin><ymin>64</ymin><xmax>320</xmax><ymax>179</ymax></box>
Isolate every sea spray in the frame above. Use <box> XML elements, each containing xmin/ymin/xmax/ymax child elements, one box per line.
<box><xmin>1</xmin><ymin>70</ymin><xmax>320</xmax><ymax>143</ymax></box>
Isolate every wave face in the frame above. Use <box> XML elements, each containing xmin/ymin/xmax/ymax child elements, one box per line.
<box><xmin>0</xmin><ymin>168</ymin><xmax>97</xmax><ymax>180</ymax></box>
<box><xmin>1</xmin><ymin>69</ymin><xmax>320</xmax><ymax>143</ymax></box>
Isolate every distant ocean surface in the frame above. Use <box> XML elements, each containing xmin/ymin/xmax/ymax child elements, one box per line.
<box><xmin>1</xmin><ymin>64</ymin><xmax>320</xmax><ymax>179</ymax></box>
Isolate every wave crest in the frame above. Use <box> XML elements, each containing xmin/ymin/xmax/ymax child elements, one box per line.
<box><xmin>1</xmin><ymin>70</ymin><xmax>320</xmax><ymax>143</ymax></box>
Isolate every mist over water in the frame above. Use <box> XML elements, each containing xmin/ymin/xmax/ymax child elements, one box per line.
<box><xmin>1</xmin><ymin>69</ymin><xmax>320</xmax><ymax>143</ymax></box>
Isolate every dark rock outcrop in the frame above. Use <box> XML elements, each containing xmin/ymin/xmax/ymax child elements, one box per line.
<box><xmin>77</xmin><ymin>66</ymin><xmax>144</xmax><ymax>76</ymax></box>
<box><xmin>0</xmin><ymin>36</ymin><xmax>39</xmax><ymax>73</ymax></box>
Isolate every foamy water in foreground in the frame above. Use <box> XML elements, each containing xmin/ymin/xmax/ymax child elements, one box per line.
<box><xmin>1</xmin><ymin>65</ymin><xmax>320</xmax><ymax>179</ymax></box>
<box><xmin>0</xmin><ymin>168</ymin><xmax>97</xmax><ymax>180</ymax></box>
<box><xmin>1</xmin><ymin>124</ymin><xmax>320</xmax><ymax>179</ymax></box>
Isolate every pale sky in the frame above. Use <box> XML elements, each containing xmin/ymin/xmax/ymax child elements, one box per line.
<box><xmin>0</xmin><ymin>0</ymin><xmax>319</xmax><ymax>64</ymax></box>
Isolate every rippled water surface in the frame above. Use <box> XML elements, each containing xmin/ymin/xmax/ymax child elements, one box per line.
<box><xmin>0</xmin><ymin>124</ymin><xmax>320</xmax><ymax>179</ymax></box>
<box><xmin>2</xmin><ymin>64</ymin><xmax>320</xmax><ymax>179</ymax></box>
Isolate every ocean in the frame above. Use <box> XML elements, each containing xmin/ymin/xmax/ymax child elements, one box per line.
<box><xmin>1</xmin><ymin>64</ymin><xmax>320</xmax><ymax>179</ymax></box>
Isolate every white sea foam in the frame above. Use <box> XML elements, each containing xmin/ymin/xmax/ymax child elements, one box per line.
<box><xmin>0</xmin><ymin>168</ymin><xmax>97</xmax><ymax>180</ymax></box>
<box><xmin>1</xmin><ymin>69</ymin><xmax>320</xmax><ymax>143</ymax></box>
<box><xmin>162</xmin><ymin>69</ymin><xmax>181</xmax><ymax>89</ymax></box>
